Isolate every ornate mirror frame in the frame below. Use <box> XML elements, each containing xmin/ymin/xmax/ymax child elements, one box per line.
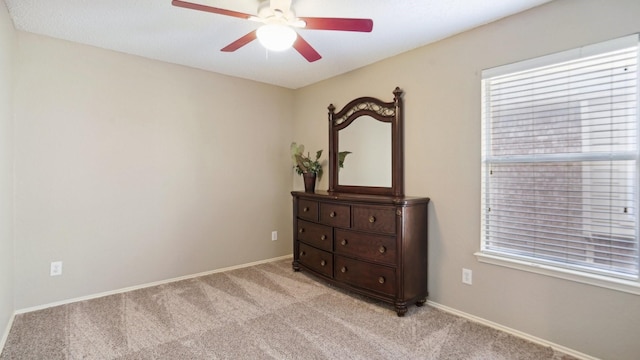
<box><xmin>328</xmin><ymin>87</ymin><xmax>404</xmax><ymax>197</ymax></box>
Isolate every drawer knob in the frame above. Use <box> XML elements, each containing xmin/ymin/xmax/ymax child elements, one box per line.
<box><xmin>341</xmin><ymin>266</ymin><xmax>347</xmax><ymax>273</ymax></box>
<box><xmin>341</xmin><ymin>239</ymin><xmax>348</xmax><ymax>246</ymax></box>
<box><xmin>379</xmin><ymin>246</ymin><xmax>386</xmax><ymax>253</ymax></box>
<box><xmin>330</xmin><ymin>211</ymin><xmax>336</xmax><ymax>218</ymax></box>
<box><xmin>321</xmin><ymin>235</ymin><xmax>327</xmax><ymax>240</ymax></box>
<box><xmin>303</xmin><ymin>207</ymin><xmax>309</xmax><ymax>212</ymax></box>
<box><xmin>299</xmin><ymin>251</ymin><xmax>305</xmax><ymax>257</ymax></box>
<box><xmin>298</xmin><ymin>228</ymin><xmax>305</xmax><ymax>233</ymax></box>
<box><xmin>320</xmin><ymin>260</ymin><xmax>326</xmax><ymax>266</ymax></box>
<box><xmin>378</xmin><ymin>276</ymin><xmax>385</xmax><ymax>284</ymax></box>
<box><xmin>369</xmin><ymin>216</ymin><xmax>376</xmax><ymax>223</ymax></box>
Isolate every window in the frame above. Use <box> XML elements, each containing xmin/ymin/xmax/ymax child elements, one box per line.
<box><xmin>480</xmin><ymin>35</ymin><xmax>640</xmax><ymax>293</ymax></box>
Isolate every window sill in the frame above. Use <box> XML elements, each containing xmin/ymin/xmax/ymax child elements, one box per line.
<box><xmin>475</xmin><ymin>252</ymin><xmax>640</xmax><ymax>296</ymax></box>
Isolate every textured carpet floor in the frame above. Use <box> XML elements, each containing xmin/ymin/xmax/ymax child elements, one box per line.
<box><xmin>1</xmin><ymin>259</ymin><xmax>576</xmax><ymax>359</ymax></box>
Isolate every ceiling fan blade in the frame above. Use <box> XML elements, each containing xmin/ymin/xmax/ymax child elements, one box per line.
<box><xmin>299</xmin><ymin>17</ymin><xmax>373</xmax><ymax>32</ymax></box>
<box><xmin>221</xmin><ymin>31</ymin><xmax>257</xmax><ymax>52</ymax></box>
<box><xmin>293</xmin><ymin>34</ymin><xmax>321</xmax><ymax>62</ymax></box>
<box><xmin>172</xmin><ymin>0</ymin><xmax>252</xmax><ymax>20</ymax></box>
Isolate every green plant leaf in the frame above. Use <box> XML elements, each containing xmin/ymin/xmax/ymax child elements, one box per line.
<box><xmin>291</xmin><ymin>142</ymin><xmax>323</xmax><ymax>176</ymax></box>
<box><xmin>290</xmin><ymin>142</ymin><xmax>303</xmax><ymax>156</ymax></box>
<box><xmin>338</xmin><ymin>151</ymin><xmax>351</xmax><ymax>168</ymax></box>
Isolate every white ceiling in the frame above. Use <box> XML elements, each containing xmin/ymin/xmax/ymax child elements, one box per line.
<box><xmin>4</xmin><ymin>0</ymin><xmax>552</xmax><ymax>89</ymax></box>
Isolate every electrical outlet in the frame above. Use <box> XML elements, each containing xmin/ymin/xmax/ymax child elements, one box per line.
<box><xmin>50</xmin><ymin>261</ymin><xmax>63</xmax><ymax>276</ymax></box>
<box><xmin>462</xmin><ymin>268</ymin><xmax>472</xmax><ymax>285</ymax></box>
<box><xmin>271</xmin><ymin>231</ymin><xmax>278</xmax><ymax>241</ymax></box>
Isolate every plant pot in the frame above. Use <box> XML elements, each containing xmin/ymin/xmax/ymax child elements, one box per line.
<box><xmin>303</xmin><ymin>173</ymin><xmax>317</xmax><ymax>193</ymax></box>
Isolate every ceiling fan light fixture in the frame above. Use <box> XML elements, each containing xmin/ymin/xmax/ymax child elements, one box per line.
<box><xmin>256</xmin><ymin>23</ymin><xmax>297</xmax><ymax>51</ymax></box>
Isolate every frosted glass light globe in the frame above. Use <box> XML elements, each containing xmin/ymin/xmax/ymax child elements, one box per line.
<box><xmin>256</xmin><ymin>24</ymin><xmax>297</xmax><ymax>51</ymax></box>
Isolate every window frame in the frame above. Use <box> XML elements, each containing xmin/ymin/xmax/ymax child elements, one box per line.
<box><xmin>477</xmin><ymin>34</ymin><xmax>640</xmax><ymax>295</ymax></box>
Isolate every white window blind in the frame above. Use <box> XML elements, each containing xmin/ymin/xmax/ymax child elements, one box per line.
<box><xmin>481</xmin><ymin>35</ymin><xmax>640</xmax><ymax>281</ymax></box>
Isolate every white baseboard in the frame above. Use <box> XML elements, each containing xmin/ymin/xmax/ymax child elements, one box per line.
<box><xmin>426</xmin><ymin>300</ymin><xmax>598</xmax><ymax>360</ymax></box>
<box><xmin>0</xmin><ymin>311</ymin><xmax>15</xmax><ymax>353</ymax></box>
<box><xmin>16</xmin><ymin>254</ymin><xmax>293</xmax><ymax>315</ymax></box>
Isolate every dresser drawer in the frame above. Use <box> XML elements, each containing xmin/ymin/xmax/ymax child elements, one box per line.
<box><xmin>334</xmin><ymin>229</ymin><xmax>397</xmax><ymax>266</ymax></box>
<box><xmin>353</xmin><ymin>205</ymin><xmax>396</xmax><ymax>234</ymax></box>
<box><xmin>296</xmin><ymin>220</ymin><xmax>333</xmax><ymax>251</ymax></box>
<box><xmin>319</xmin><ymin>203</ymin><xmax>351</xmax><ymax>228</ymax></box>
<box><xmin>299</xmin><ymin>243</ymin><xmax>333</xmax><ymax>278</ymax></box>
<box><xmin>334</xmin><ymin>256</ymin><xmax>396</xmax><ymax>296</ymax></box>
<box><xmin>298</xmin><ymin>199</ymin><xmax>319</xmax><ymax>222</ymax></box>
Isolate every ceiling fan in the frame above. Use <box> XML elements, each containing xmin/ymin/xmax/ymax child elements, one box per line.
<box><xmin>171</xmin><ymin>0</ymin><xmax>374</xmax><ymax>62</ymax></box>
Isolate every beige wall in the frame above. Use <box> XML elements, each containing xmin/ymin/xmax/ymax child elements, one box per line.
<box><xmin>0</xmin><ymin>0</ymin><xmax>15</xmax><ymax>344</ymax></box>
<box><xmin>13</xmin><ymin>32</ymin><xmax>295</xmax><ymax>309</ymax></box>
<box><xmin>294</xmin><ymin>0</ymin><xmax>640</xmax><ymax>358</ymax></box>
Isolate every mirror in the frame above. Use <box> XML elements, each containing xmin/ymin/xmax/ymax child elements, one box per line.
<box><xmin>338</xmin><ymin>116</ymin><xmax>392</xmax><ymax>187</ymax></box>
<box><xmin>328</xmin><ymin>87</ymin><xmax>404</xmax><ymax>197</ymax></box>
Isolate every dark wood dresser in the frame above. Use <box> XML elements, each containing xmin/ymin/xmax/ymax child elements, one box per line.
<box><xmin>292</xmin><ymin>190</ymin><xmax>429</xmax><ymax>316</ymax></box>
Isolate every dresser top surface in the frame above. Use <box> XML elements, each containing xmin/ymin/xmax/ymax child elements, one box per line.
<box><xmin>292</xmin><ymin>190</ymin><xmax>430</xmax><ymax>205</ymax></box>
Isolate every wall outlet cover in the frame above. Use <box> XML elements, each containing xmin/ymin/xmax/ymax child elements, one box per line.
<box><xmin>462</xmin><ymin>268</ymin><xmax>472</xmax><ymax>285</ymax></box>
<box><xmin>50</xmin><ymin>261</ymin><xmax>63</xmax><ymax>276</ymax></box>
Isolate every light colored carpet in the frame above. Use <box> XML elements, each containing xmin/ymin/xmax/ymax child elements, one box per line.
<box><xmin>1</xmin><ymin>259</ymin><xmax>576</xmax><ymax>359</ymax></box>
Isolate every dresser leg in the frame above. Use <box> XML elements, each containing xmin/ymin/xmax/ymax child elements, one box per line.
<box><xmin>292</xmin><ymin>260</ymin><xmax>300</xmax><ymax>272</ymax></box>
<box><xmin>416</xmin><ymin>299</ymin><xmax>426</xmax><ymax>307</ymax></box>
<box><xmin>395</xmin><ymin>304</ymin><xmax>408</xmax><ymax>317</ymax></box>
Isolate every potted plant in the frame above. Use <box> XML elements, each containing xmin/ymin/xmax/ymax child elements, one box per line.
<box><xmin>291</xmin><ymin>142</ymin><xmax>351</xmax><ymax>193</ymax></box>
<box><xmin>291</xmin><ymin>142</ymin><xmax>323</xmax><ymax>192</ymax></box>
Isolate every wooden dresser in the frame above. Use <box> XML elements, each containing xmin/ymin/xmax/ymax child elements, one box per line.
<box><xmin>292</xmin><ymin>190</ymin><xmax>429</xmax><ymax>316</ymax></box>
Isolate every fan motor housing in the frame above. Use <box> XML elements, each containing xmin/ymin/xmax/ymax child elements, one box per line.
<box><xmin>257</xmin><ymin>0</ymin><xmax>296</xmax><ymax>21</ymax></box>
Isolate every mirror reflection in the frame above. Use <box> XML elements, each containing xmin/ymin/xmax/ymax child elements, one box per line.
<box><xmin>338</xmin><ymin>116</ymin><xmax>392</xmax><ymax>187</ymax></box>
